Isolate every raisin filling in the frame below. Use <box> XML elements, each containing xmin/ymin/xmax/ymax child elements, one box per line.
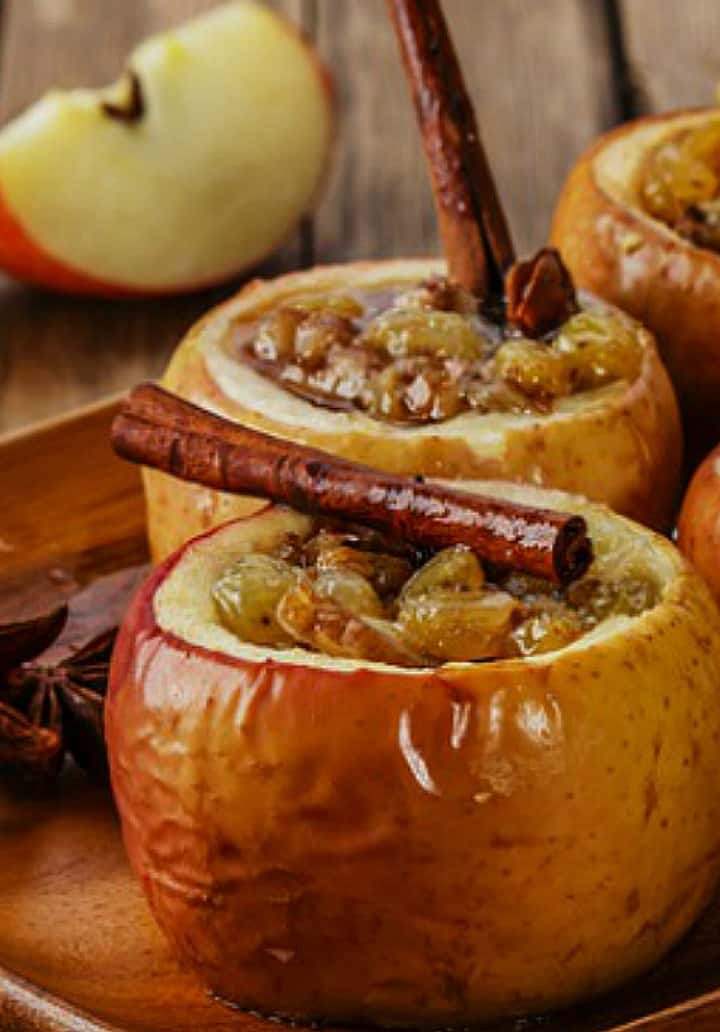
<box><xmin>638</xmin><ymin>120</ymin><xmax>720</xmax><ymax>252</ymax></box>
<box><xmin>234</xmin><ymin>278</ymin><xmax>643</xmax><ymax>426</ymax></box>
<box><xmin>213</xmin><ymin>523</ymin><xmax>656</xmax><ymax>667</ymax></box>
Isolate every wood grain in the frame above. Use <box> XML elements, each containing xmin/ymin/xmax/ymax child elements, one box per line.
<box><xmin>621</xmin><ymin>0</ymin><xmax>720</xmax><ymax>112</ymax></box>
<box><xmin>314</xmin><ymin>0</ymin><xmax>614</xmax><ymax>262</ymax></box>
<box><xmin>0</xmin><ymin>396</ymin><xmax>147</xmax><ymax>623</ymax></box>
<box><xmin>3</xmin><ymin>399</ymin><xmax>720</xmax><ymax>1032</ymax></box>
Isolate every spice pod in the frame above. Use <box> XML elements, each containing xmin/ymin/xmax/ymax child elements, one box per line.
<box><xmin>551</xmin><ymin>106</ymin><xmax>720</xmax><ymax>461</ymax></box>
<box><xmin>143</xmin><ymin>0</ymin><xmax>682</xmax><ymax>561</ymax></box>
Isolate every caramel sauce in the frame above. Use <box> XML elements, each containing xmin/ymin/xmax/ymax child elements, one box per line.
<box><xmin>232</xmin><ymin>280</ymin><xmax>643</xmax><ymax>426</ymax></box>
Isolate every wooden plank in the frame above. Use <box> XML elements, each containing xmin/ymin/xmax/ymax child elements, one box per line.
<box><xmin>0</xmin><ymin>396</ymin><xmax>144</xmax><ymax>587</ymax></box>
<box><xmin>313</xmin><ymin>0</ymin><xmax>614</xmax><ymax>262</ymax></box>
<box><xmin>621</xmin><ymin>0</ymin><xmax>720</xmax><ymax>112</ymax></box>
<box><xmin>0</xmin><ymin>0</ymin><xmax>306</xmax><ymax>435</ymax></box>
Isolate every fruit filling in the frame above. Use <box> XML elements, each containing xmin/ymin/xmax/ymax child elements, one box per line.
<box><xmin>234</xmin><ymin>279</ymin><xmax>643</xmax><ymax>424</ymax></box>
<box><xmin>212</xmin><ymin>523</ymin><xmax>657</xmax><ymax>666</ymax></box>
<box><xmin>638</xmin><ymin>120</ymin><xmax>720</xmax><ymax>250</ymax></box>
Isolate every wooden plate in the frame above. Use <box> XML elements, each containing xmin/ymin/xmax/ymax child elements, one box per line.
<box><xmin>3</xmin><ymin>398</ymin><xmax>720</xmax><ymax>1032</ymax></box>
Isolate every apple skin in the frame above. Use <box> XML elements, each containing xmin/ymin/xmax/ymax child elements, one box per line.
<box><xmin>143</xmin><ymin>258</ymin><xmax>683</xmax><ymax>562</ymax></box>
<box><xmin>0</xmin><ymin>189</ymin><xmax>126</xmax><ymax>295</ymax></box>
<box><xmin>550</xmin><ymin>108</ymin><xmax>720</xmax><ymax>460</ymax></box>
<box><xmin>107</xmin><ymin>494</ymin><xmax>720</xmax><ymax>1027</ymax></box>
<box><xmin>0</xmin><ymin>3</ymin><xmax>334</xmax><ymax>297</ymax></box>
<box><xmin>678</xmin><ymin>444</ymin><xmax>720</xmax><ymax>603</ymax></box>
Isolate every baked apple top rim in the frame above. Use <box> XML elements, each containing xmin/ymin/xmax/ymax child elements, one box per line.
<box><xmin>588</xmin><ymin>107</ymin><xmax>720</xmax><ymax>246</ymax></box>
<box><xmin>193</xmin><ymin>259</ymin><xmax>661</xmax><ymax>440</ymax></box>
<box><xmin>150</xmin><ymin>482</ymin><xmax>683</xmax><ymax>678</ymax></box>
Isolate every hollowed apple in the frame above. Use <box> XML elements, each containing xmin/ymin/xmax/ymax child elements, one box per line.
<box><xmin>107</xmin><ymin>482</ymin><xmax>720</xmax><ymax>1027</ymax></box>
<box><xmin>550</xmin><ymin>108</ymin><xmax>720</xmax><ymax>457</ymax></box>
<box><xmin>143</xmin><ymin>258</ymin><xmax>682</xmax><ymax>560</ymax></box>
<box><xmin>0</xmin><ymin>2</ymin><xmax>333</xmax><ymax>296</ymax></box>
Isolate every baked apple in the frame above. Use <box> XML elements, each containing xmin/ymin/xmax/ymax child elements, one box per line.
<box><xmin>0</xmin><ymin>2</ymin><xmax>333</xmax><ymax>295</ymax></box>
<box><xmin>677</xmin><ymin>441</ymin><xmax>720</xmax><ymax>602</ymax></box>
<box><xmin>550</xmin><ymin>107</ymin><xmax>720</xmax><ymax>457</ymax></box>
<box><xmin>107</xmin><ymin>478</ymin><xmax>720</xmax><ymax>1026</ymax></box>
<box><xmin>145</xmin><ymin>257</ymin><xmax>682</xmax><ymax>558</ymax></box>
<box><xmin>143</xmin><ymin>1</ymin><xmax>681</xmax><ymax>557</ymax></box>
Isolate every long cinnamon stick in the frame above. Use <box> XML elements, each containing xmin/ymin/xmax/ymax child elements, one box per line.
<box><xmin>112</xmin><ymin>384</ymin><xmax>592</xmax><ymax>585</ymax></box>
<box><xmin>387</xmin><ymin>0</ymin><xmax>515</xmax><ymax>298</ymax></box>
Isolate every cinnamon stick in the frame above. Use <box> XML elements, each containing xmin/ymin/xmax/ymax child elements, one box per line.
<box><xmin>112</xmin><ymin>384</ymin><xmax>593</xmax><ymax>585</ymax></box>
<box><xmin>387</xmin><ymin>0</ymin><xmax>515</xmax><ymax>298</ymax></box>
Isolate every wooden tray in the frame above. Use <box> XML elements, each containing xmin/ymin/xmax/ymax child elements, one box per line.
<box><xmin>3</xmin><ymin>398</ymin><xmax>720</xmax><ymax>1032</ymax></box>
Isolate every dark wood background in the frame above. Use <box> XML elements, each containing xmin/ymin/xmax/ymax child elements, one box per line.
<box><xmin>1</xmin><ymin>0</ymin><xmax>719</xmax><ymax>435</ymax></box>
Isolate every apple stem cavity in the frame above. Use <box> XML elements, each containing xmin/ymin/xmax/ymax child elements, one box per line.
<box><xmin>101</xmin><ymin>69</ymin><xmax>144</xmax><ymax>124</ymax></box>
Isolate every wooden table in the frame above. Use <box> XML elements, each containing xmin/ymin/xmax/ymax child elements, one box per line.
<box><xmin>1</xmin><ymin>0</ymin><xmax>720</xmax><ymax>436</ymax></box>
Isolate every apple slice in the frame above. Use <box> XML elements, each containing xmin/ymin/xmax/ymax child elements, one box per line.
<box><xmin>0</xmin><ymin>2</ymin><xmax>333</xmax><ymax>296</ymax></box>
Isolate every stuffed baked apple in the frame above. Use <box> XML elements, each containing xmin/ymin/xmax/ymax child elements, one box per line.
<box><xmin>551</xmin><ymin>107</ymin><xmax>720</xmax><ymax>458</ymax></box>
<box><xmin>108</xmin><ymin>383</ymin><xmax>720</xmax><ymax>1027</ymax></box>
<box><xmin>144</xmin><ymin>0</ymin><xmax>681</xmax><ymax>559</ymax></box>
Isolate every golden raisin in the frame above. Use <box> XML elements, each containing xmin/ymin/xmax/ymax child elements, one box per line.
<box><xmin>213</xmin><ymin>555</ymin><xmax>296</xmax><ymax>646</ymax></box>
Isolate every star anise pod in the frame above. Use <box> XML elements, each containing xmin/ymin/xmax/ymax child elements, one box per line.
<box><xmin>0</xmin><ymin>606</ymin><xmax>116</xmax><ymax>790</ymax></box>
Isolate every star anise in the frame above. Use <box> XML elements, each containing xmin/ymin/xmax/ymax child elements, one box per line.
<box><xmin>0</xmin><ymin>606</ymin><xmax>116</xmax><ymax>790</ymax></box>
<box><xmin>0</xmin><ymin>564</ymin><xmax>146</xmax><ymax>793</ymax></box>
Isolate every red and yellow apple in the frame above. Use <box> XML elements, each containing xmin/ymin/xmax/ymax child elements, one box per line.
<box><xmin>107</xmin><ymin>482</ymin><xmax>720</xmax><ymax>1027</ymax></box>
<box><xmin>678</xmin><ymin>443</ymin><xmax>720</xmax><ymax>603</ymax></box>
<box><xmin>550</xmin><ymin>108</ymin><xmax>720</xmax><ymax>456</ymax></box>
<box><xmin>0</xmin><ymin>2</ymin><xmax>333</xmax><ymax>296</ymax></box>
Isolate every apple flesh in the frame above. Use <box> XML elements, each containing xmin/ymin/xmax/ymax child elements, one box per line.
<box><xmin>0</xmin><ymin>2</ymin><xmax>333</xmax><ymax>296</ymax></box>
<box><xmin>107</xmin><ymin>483</ymin><xmax>720</xmax><ymax>1027</ymax></box>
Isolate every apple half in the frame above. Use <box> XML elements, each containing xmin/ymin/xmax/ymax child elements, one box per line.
<box><xmin>550</xmin><ymin>108</ymin><xmax>720</xmax><ymax>457</ymax></box>
<box><xmin>143</xmin><ymin>258</ymin><xmax>682</xmax><ymax>560</ymax></box>
<box><xmin>0</xmin><ymin>2</ymin><xmax>333</xmax><ymax>295</ymax></box>
<box><xmin>107</xmin><ymin>482</ymin><xmax>720</xmax><ymax>1028</ymax></box>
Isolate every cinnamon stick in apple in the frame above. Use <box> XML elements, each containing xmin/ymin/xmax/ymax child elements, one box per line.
<box><xmin>387</xmin><ymin>0</ymin><xmax>577</xmax><ymax>334</ymax></box>
<box><xmin>387</xmin><ymin>0</ymin><xmax>515</xmax><ymax>298</ymax></box>
<box><xmin>112</xmin><ymin>383</ymin><xmax>593</xmax><ymax>584</ymax></box>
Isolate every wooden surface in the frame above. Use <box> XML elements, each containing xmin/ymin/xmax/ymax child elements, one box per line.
<box><xmin>4</xmin><ymin>400</ymin><xmax>720</xmax><ymax>1031</ymax></box>
<box><xmin>1</xmin><ymin>0</ymin><xmax>720</xmax><ymax>436</ymax></box>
